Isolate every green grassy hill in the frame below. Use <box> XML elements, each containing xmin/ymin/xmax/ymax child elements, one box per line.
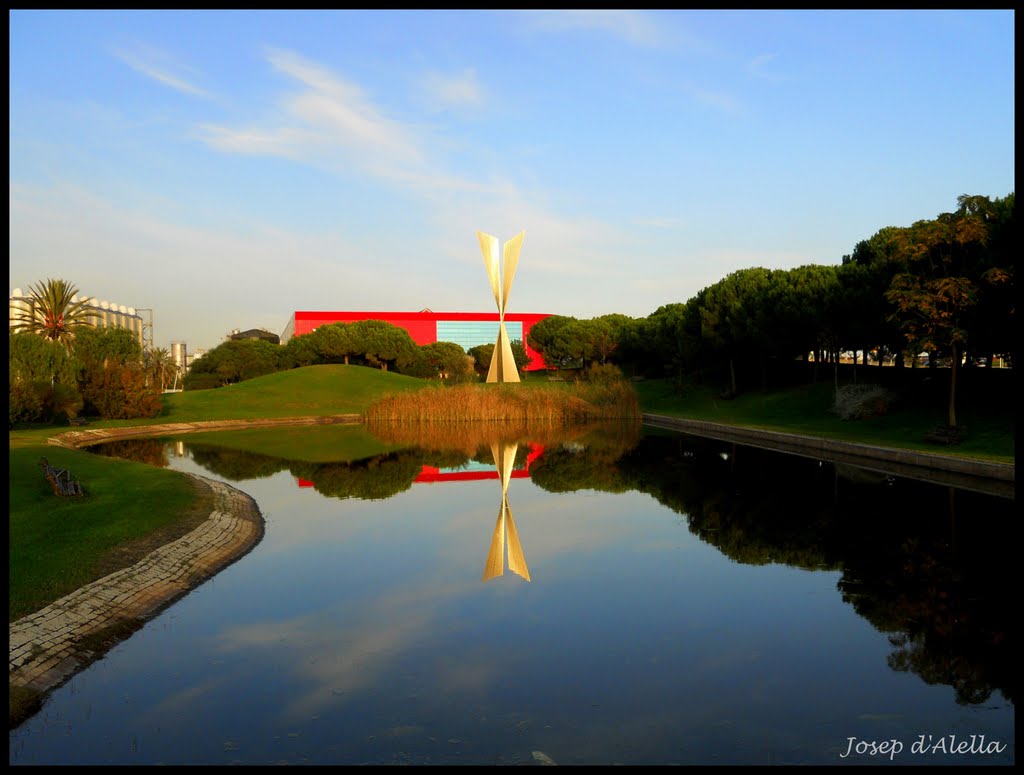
<box><xmin>159</xmin><ymin>364</ymin><xmax>425</xmax><ymax>421</ymax></box>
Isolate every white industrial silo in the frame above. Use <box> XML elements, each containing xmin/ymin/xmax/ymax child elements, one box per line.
<box><xmin>127</xmin><ymin>308</ymin><xmax>142</xmax><ymax>343</ymax></box>
<box><xmin>171</xmin><ymin>341</ymin><xmax>188</xmax><ymax>371</ymax></box>
<box><xmin>80</xmin><ymin>297</ymin><xmax>100</xmax><ymax>328</ymax></box>
<box><xmin>9</xmin><ymin>288</ymin><xmax>32</xmax><ymax>332</ymax></box>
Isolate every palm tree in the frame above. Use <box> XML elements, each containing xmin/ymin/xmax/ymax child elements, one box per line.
<box><xmin>12</xmin><ymin>278</ymin><xmax>97</xmax><ymax>351</ymax></box>
<box><xmin>147</xmin><ymin>347</ymin><xmax>178</xmax><ymax>391</ymax></box>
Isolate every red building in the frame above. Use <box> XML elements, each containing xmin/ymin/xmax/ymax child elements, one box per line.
<box><xmin>281</xmin><ymin>310</ymin><xmax>552</xmax><ymax>371</ymax></box>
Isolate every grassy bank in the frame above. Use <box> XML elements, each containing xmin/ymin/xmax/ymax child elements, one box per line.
<box><xmin>634</xmin><ymin>378</ymin><xmax>1014</xmax><ymax>463</ymax></box>
<box><xmin>9</xmin><ymin>447</ymin><xmax>209</xmax><ymax>621</ymax></box>
<box><xmin>8</xmin><ymin>365</ymin><xmax>421</xmax><ymax>451</ymax></box>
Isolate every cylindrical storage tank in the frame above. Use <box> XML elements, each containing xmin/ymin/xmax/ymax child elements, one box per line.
<box><xmin>124</xmin><ymin>307</ymin><xmax>139</xmax><ymax>345</ymax></box>
<box><xmin>77</xmin><ymin>296</ymin><xmax>89</xmax><ymax>325</ymax></box>
<box><xmin>170</xmin><ymin>341</ymin><xmax>188</xmax><ymax>370</ymax></box>
<box><xmin>10</xmin><ymin>289</ymin><xmax>32</xmax><ymax>331</ymax></box>
<box><xmin>81</xmin><ymin>298</ymin><xmax>99</xmax><ymax>328</ymax></box>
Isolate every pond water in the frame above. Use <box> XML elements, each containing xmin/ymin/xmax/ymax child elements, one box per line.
<box><xmin>9</xmin><ymin>422</ymin><xmax>1015</xmax><ymax>766</ymax></box>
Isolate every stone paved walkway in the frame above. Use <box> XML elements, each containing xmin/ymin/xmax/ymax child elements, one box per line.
<box><xmin>9</xmin><ymin>475</ymin><xmax>263</xmax><ymax>696</ymax></box>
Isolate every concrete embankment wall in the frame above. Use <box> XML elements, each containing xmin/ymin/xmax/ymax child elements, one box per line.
<box><xmin>642</xmin><ymin>413</ymin><xmax>1014</xmax><ymax>500</ymax></box>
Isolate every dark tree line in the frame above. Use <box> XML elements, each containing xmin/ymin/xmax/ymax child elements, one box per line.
<box><xmin>527</xmin><ymin>192</ymin><xmax>1014</xmax><ymax>425</ymax></box>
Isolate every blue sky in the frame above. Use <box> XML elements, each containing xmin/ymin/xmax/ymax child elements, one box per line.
<box><xmin>9</xmin><ymin>10</ymin><xmax>1014</xmax><ymax>353</ymax></box>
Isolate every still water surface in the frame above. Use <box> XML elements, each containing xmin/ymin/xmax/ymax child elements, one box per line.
<box><xmin>9</xmin><ymin>423</ymin><xmax>1015</xmax><ymax>765</ymax></box>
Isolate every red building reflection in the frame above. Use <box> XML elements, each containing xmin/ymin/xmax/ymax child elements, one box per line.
<box><xmin>296</xmin><ymin>444</ymin><xmax>544</xmax><ymax>488</ymax></box>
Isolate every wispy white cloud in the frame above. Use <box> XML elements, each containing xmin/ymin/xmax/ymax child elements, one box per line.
<box><xmin>418</xmin><ymin>68</ymin><xmax>486</xmax><ymax>112</ymax></box>
<box><xmin>667</xmin><ymin>79</ymin><xmax>746</xmax><ymax>117</ymax></box>
<box><xmin>198</xmin><ymin>50</ymin><xmax>521</xmax><ymax>199</ymax></box>
<box><xmin>14</xmin><ymin>34</ymin><xmax>655</xmax><ymax>324</ymax></box>
<box><xmin>522</xmin><ymin>11</ymin><xmax>740</xmax><ymax>114</ymax></box>
<box><xmin>116</xmin><ymin>46</ymin><xmax>212</xmax><ymax>99</ymax></box>
<box><xmin>199</xmin><ymin>48</ymin><xmax>432</xmax><ymax>184</ymax></box>
<box><xmin>523</xmin><ymin>9</ymin><xmax>668</xmax><ymax>48</ymax></box>
<box><xmin>197</xmin><ymin>125</ymin><xmax>315</xmax><ymax>159</ymax></box>
<box><xmin>271</xmin><ymin>50</ymin><xmax>424</xmax><ymax>164</ymax></box>
<box><xmin>749</xmin><ymin>52</ymin><xmax>788</xmax><ymax>81</ymax></box>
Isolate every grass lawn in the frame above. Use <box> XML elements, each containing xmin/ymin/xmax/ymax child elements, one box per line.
<box><xmin>9</xmin><ymin>445</ymin><xmax>206</xmax><ymax>622</ymax></box>
<box><xmin>634</xmin><ymin>378</ymin><xmax>1014</xmax><ymax>464</ymax></box>
<box><xmin>157</xmin><ymin>363</ymin><xmax>425</xmax><ymax>421</ymax></box>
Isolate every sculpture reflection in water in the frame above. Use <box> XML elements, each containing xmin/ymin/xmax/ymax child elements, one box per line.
<box><xmin>482</xmin><ymin>440</ymin><xmax>531</xmax><ymax>582</ymax></box>
<box><xmin>84</xmin><ymin>425</ymin><xmax>1012</xmax><ymax>704</ymax></box>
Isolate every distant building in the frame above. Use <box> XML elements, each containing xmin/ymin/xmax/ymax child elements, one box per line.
<box><xmin>227</xmin><ymin>328</ymin><xmax>281</xmax><ymax>345</ymax></box>
<box><xmin>280</xmin><ymin>310</ymin><xmax>552</xmax><ymax>371</ymax></box>
<box><xmin>170</xmin><ymin>341</ymin><xmax>190</xmax><ymax>373</ymax></box>
<box><xmin>10</xmin><ymin>288</ymin><xmax>146</xmax><ymax>349</ymax></box>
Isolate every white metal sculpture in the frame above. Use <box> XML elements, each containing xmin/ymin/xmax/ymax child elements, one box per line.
<box><xmin>477</xmin><ymin>230</ymin><xmax>525</xmax><ymax>383</ymax></box>
<box><xmin>482</xmin><ymin>440</ymin><xmax>531</xmax><ymax>582</ymax></box>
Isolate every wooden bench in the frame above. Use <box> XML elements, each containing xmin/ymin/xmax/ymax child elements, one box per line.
<box><xmin>68</xmin><ymin>416</ymin><xmax>90</xmax><ymax>427</ymax></box>
<box><xmin>924</xmin><ymin>424</ymin><xmax>968</xmax><ymax>446</ymax></box>
<box><xmin>39</xmin><ymin>457</ymin><xmax>85</xmax><ymax>497</ymax></box>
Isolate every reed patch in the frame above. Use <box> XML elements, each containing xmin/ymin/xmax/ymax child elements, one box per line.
<box><xmin>364</xmin><ymin>380</ymin><xmax>640</xmax><ymax>428</ymax></box>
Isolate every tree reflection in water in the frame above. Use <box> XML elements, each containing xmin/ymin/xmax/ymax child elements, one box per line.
<box><xmin>89</xmin><ymin>422</ymin><xmax>1014</xmax><ymax>708</ymax></box>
